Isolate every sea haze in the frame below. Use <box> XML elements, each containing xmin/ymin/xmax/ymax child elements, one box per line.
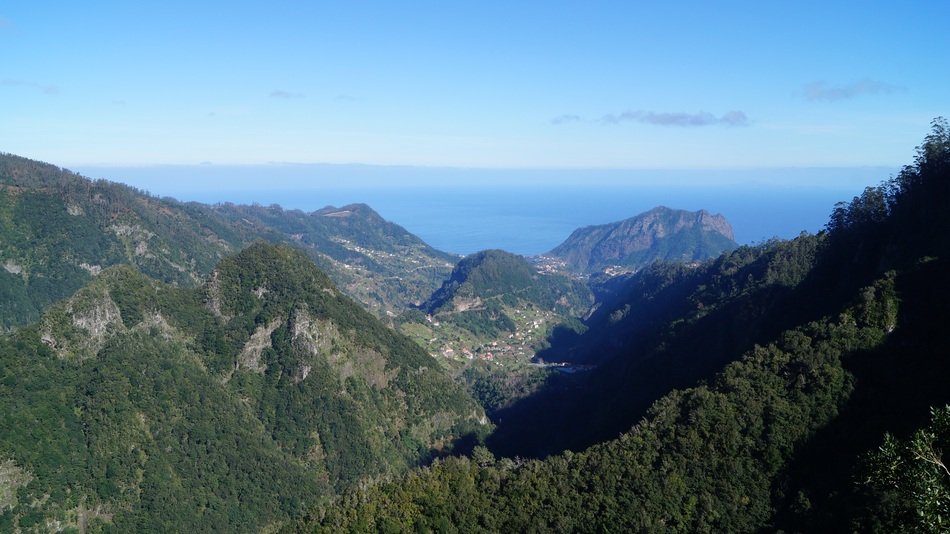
<box><xmin>79</xmin><ymin>165</ymin><xmax>894</xmax><ymax>256</ymax></box>
<box><xmin>156</xmin><ymin>186</ymin><xmax>869</xmax><ymax>256</ymax></box>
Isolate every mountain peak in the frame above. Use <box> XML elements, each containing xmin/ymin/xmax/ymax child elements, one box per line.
<box><xmin>547</xmin><ymin>206</ymin><xmax>737</xmax><ymax>273</ymax></box>
<box><xmin>421</xmin><ymin>249</ymin><xmax>535</xmax><ymax>314</ymax></box>
<box><xmin>314</xmin><ymin>203</ymin><xmax>381</xmax><ymax>221</ymax></box>
<box><xmin>204</xmin><ymin>242</ymin><xmax>336</xmax><ymax>319</ymax></box>
<box><xmin>419</xmin><ymin>248</ymin><xmax>591</xmax><ymax>323</ymax></box>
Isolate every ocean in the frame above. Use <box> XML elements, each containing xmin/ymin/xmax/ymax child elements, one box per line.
<box><xmin>78</xmin><ymin>165</ymin><xmax>891</xmax><ymax>256</ymax></box>
<box><xmin>175</xmin><ymin>185</ymin><xmax>864</xmax><ymax>256</ymax></box>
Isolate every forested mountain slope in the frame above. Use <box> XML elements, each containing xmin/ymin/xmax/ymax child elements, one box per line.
<box><xmin>303</xmin><ymin>119</ymin><xmax>950</xmax><ymax>533</ymax></box>
<box><xmin>416</xmin><ymin>249</ymin><xmax>590</xmax><ymax>339</ymax></box>
<box><xmin>204</xmin><ymin>202</ymin><xmax>457</xmax><ymax>316</ymax></box>
<box><xmin>0</xmin><ymin>243</ymin><xmax>483</xmax><ymax>532</ymax></box>
<box><xmin>0</xmin><ymin>154</ymin><xmax>239</xmax><ymax>329</ymax></box>
<box><xmin>393</xmin><ymin>249</ymin><xmax>593</xmax><ymax>418</ymax></box>
<box><xmin>0</xmin><ymin>154</ymin><xmax>454</xmax><ymax>329</ymax></box>
<box><xmin>493</xmin><ymin>233</ymin><xmax>824</xmax><ymax>457</ymax></box>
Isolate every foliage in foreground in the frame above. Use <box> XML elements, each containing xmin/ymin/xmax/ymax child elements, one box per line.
<box><xmin>864</xmin><ymin>405</ymin><xmax>950</xmax><ymax>533</ymax></box>
<box><xmin>299</xmin><ymin>118</ymin><xmax>950</xmax><ymax>532</ymax></box>
<box><xmin>313</xmin><ymin>273</ymin><xmax>897</xmax><ymax>532</ymax></box>
<box><xmin>0</xmin><ymin>244</ymin><xmax>483</xmax><ymax>532</ymax></box>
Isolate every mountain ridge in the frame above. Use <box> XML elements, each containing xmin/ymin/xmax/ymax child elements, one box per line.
<box><xmin>0</xmin><ymin>242</ymin><xmax>484</xmax><ymax>531</ymax></box>
<box><xmin>305</xmin><ymin>119</ymin><xmax>950</xmax><ymax>533</ymax></box>
<box><xmin>0</xmin><ymin>152</ymin><xmax>456</xmax><ymax>328</ymax></box>
<box><xmin>420</xmin><ymin>249</ymin><xmax>588</xmax><ymax>315</ymax></box>
<box><xmin>546</xmin><ymin>205</ymin><xmax>737</xmax><ymax>273</ymax></box>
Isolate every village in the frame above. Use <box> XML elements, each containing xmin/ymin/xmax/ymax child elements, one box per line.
<box><xmin>330</xmin><ymin>236</ymin><xmax>455</xmax><ymax>273</ymax></box>
<box><xmin>398</xmin><ymin>301</ymin><xmax>565</xmax><ymax>370</ymax></box>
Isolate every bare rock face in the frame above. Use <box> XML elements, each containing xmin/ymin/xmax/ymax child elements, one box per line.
<box><xmin>0</xmin><ymin>459</ymin><xmax>33</xmax><ymax>512</ymax></box>
<box><xmin>237</xmin><ymin>319</ymin><xmax>282</xmax><ymax>374</ymax></box>
<box><xmin>696</xmin><ymin>209</ymin><xmax>736</xmax><ymax>240</ymax></box>
<box><xmin>71</xmin><ymin>294</ymin><xmax>123</xmax><ymax>339</ymax></box>
<box><xmin>289</xmin><ymin>306</ymin><xmax>397</xmax><ymax>389</ymax></box>
<box><xmin>40</xmin><ymin>286</ymin><xmax>127</xmax><ymax>360</ymax></box>
<box><xmin>2</xmin><ymin>261</ymin><xmax>22</xmax><ymax>275</ymax></box>
<box><xmin>547</xmin><ymin>206</ymin><xmax>737</xmax><ymax>273</ymax></box>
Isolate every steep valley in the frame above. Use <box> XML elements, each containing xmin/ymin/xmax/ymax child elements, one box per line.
<box><xmin>2</xmin><ymin>119</ymin><xmax>949</xmax><ymax>532</ymax></box>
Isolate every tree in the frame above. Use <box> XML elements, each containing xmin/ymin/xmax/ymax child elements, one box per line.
<box><xmin>865</xmin><ymin>405</ymin><xmax>950</xmax><ymax>533</ymax></box>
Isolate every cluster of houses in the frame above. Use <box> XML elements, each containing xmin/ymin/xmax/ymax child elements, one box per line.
<box><xmin>531</xmin><ymin>255</ymin><xmax>567</xmax><ymax>275</ymax></box>
<box><xmin>430</xmin><ymin>306</ymin><xmax>562</xmax><ymax>366</ymax></box>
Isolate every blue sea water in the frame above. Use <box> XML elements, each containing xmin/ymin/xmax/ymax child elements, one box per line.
<box><xmin>79</xmin><ymin>164</ymin><xmax>888</xmax><ymax>256</ymax></box>
<box><xmin>178</xmin><ymin>185</ymin><xmax>862</xmax><ymax>256</ymax></box>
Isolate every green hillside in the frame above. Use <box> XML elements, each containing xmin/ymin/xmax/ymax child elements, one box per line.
<box><xmin>0</xmin><ymin>154</ymin><xmax>454</xmax><ymax>329</ymax></box>
<box><xmin>204</xmin><ymin>202</ymin><xmax>457</xmax><ymax>315</ymax></box>
<box><xmin>3</xmin><ymin>120</ymin><xmax>948</xmax><ymax>533</ymax></box>
<box><xmin>0</xmin><ymin>154</ymin><xmax>240</xmax><ymax>330</ymax></box>
<box><xmin>304</xmin><ymin>120</ymin><xmax>950</xmax><ymax>532</ymax></box>
<box><xmin>422</xmin><ymin>249</ymin><xmax>590</xmax><ymax>317</ymax></box>
<box><xmin>0</xmin><ymin>243</ymin><xmax>483</xmax><ymax>532</ymax></box>
<box><xmin>398</xmin><ymin>249</ymin><xmax>591</xmax><ymax>368</ymax></box>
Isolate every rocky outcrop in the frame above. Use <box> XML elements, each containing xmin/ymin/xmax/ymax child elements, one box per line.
<box><xmin>290</xmin><ymin>306</ymin><xmax>397</xmax><ymax>389</ymax></box>
<box><xmin>237</xmin><ymin>319</ymin><xmax>281</xmax><ymax>374</ymax></box>
<box><xmin>547</xmin><ymin>206</ymin><xmax>737</xmax><ymax>273</ymax></box>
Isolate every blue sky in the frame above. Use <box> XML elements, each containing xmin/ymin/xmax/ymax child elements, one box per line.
<box><xmin>2</xmin><ymin>1</ymin><xmax>947</xmax><ymax>171</ymax></box>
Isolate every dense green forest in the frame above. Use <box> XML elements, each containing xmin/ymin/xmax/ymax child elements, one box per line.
<box><xmin>1</xmin><ymin>119</ymin><xmax>948</xmax><ymax>532</ymax></box>
<box><xmin>0</xmin><ymin>154</ymin><xmax>454</xmax><ymax>329</ymax></box>
<box><xmin>296</xmin><ymin>120</ymin><xmax>950</xmax><ymax>532</ymax></box>
<box><xmin>205</xmin><ymin>202</ymin><xmax>457</xmax><ymax>316</ymax></box>
<box><xmin>423</xmin><ymin>250</ymin><xmax>589</xmax><ymax>313</ymax></box>
<box><xmin>492</xmin><ymin>232</ymin><xmax>826</xmax><ymax>457</ymax></box>
<box><xmin>0</xmin><ymin>243</ymin><xmax>483</xmax><ymax>531</ymax></box>
<box><xmin>417</xmin><ymin>249</ymin><xmax>591</xmax><ymax>339</ymax></box>
<box><xmin>0</xmin><ymin>156</ymin><xmax>234</xmax><ymax>330</ymax></box>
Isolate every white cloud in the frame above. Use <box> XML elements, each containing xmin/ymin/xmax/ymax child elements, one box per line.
<box><xmin>269</xmin><ymin>90</ymin><xmax>305</xmax><ymax>99</ymax></box>
<box><xmin>803</xmin><ymin>79</ymin><xmax>902</xmax><ymax>102</ymax></box>
<box><xmin>0</xmin><ymin>78</ymin><xmax>59</xmax><ymax>94</ymax></box>
<box><xmin>551</xmin><ymin>114</ymin><xmax>582</xmax><ymax>125</ymax></box>
<box><xmin>600</xmin><ymin>110</ymin><xmax>748</xmax><ymax>127</ymax></box>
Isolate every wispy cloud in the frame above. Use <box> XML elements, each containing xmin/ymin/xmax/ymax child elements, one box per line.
<box><xmin>1</xmin><ymin>78</ymin><xmax>59</xmax><ymax>94</ymax></box>
<box><xmin>0</xmin><ymin>16</ymin><xmax>12</xmax><ymax>31</ymax></box>
<box><xmin>803</xmin><ymin>79</ymin><xmax>902</xmax><ymax>102</ymax></box>
<box><xmin>269</xmin><ymin>90</ymin><xmax>305</xmax><ymax>99</ymax></box>
<box><xmin>551</xmin><ymin>114</ymin><xmax>582</xmax><ymax>125</ymax></box>
<box><xmin>600</xmin><ymin>110</ymin><xmax>748</xmax><ymax>127</ymax></box>
<box><xmin>334</xmin><ymin>93</ymin><xmax>358</xmax><ymax>102</ymax></box>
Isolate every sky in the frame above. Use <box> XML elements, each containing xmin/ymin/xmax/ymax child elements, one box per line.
<box><xmin>1</xmin><ymin>1</ymin><xmax>948</xmax><ymax>173</ymax></box>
